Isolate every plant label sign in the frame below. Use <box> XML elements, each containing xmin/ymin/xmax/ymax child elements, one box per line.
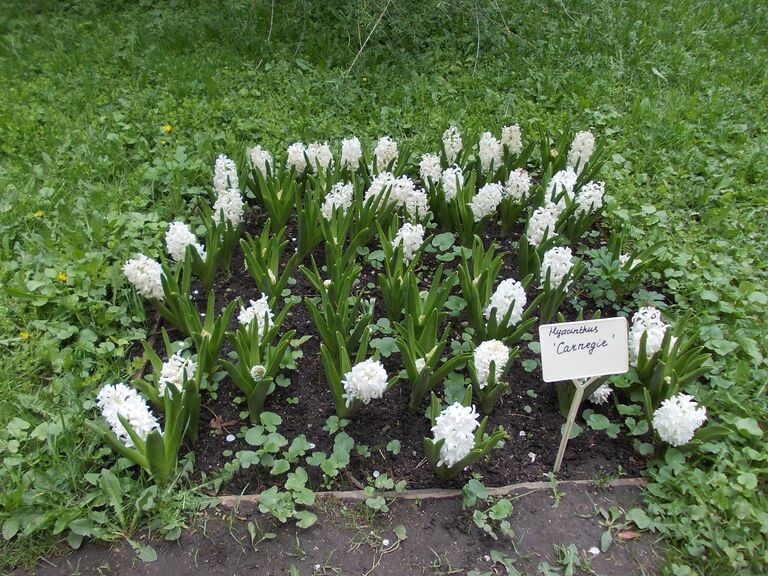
<box><xmin>538</xmin><ymin>317</ymin><xmax>629</xmax><ymax>382</ymax></box>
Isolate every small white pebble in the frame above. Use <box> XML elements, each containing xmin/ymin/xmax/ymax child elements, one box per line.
<box><xmin>225</xmin><ymin>434</ymin><xmax>235</xmax><ymax>442</ymax></box>
<box><xmin>528</xmin><ymin>452</ymin><xmax>536</xmax><ymax>463</ymax></box>
<box><xmin>309</xmin><ymin>443</ymin><xmax>316</xmax><ymax>449</ymax></box>
<box><xmin>291</xmin><ymin>237</ymin><xmax>296</xmax><ymax>241</ymax></box>
<box><xmin>484</xmin><ymin>555</ymin><xmax>491</xmax><ymax>562</ymax></box>
<box><xmin>589</xmin><ymin>546</ymin><xmax>600</xmax><ymax>556</ymax></box>
<box><xmin>314</xmin><ymin>564</ymin><xmax>321</xmax><ymax>571</ymax></box>
<box><xmin>193</xmin><ymin>290</ymin><xmax>199</xmax><ymax>295</ymax></box>
<box><xmin>519</xmin><ymin>430</ymin><xmax>526</xmax><ymax>437</ymax></box>
<box><xmin>382</xmin><ymin>539</ymin><xmax>390</xmax><ymax>547</ymax></box>
<box><xmin>200</xmin><ymin>313</ymin><xmax>206</xmax><ymax>317</ymax></box>
<box><xmin>373</xmin><ymin>470</ymin><xmax>380</xmax><ymax>478</ymax></box>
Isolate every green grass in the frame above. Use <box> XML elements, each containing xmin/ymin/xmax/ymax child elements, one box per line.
<box><xmin>1</xmin><ymin>0</ymin><xmax>766</xmax><ymax>573</ymax></box>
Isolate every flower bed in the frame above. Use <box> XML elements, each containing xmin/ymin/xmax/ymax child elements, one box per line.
<box><xmin>100</xmin><ymin>126</ymin><xmax>714</xmax><ymax>523</ymax></box>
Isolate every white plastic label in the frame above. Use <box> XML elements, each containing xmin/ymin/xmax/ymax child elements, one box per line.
<box><xmin>538</xmin><ymin>317</ymin><xmax>629</xmax><ymax>382</ymax></box>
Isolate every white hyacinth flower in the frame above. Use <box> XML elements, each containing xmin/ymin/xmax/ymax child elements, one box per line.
<box><xmin>97</xmin><ymin>383</ymin><xmax>161</xmax><ymax>447</ymax></box>
<box><xmin>653</xmin><ymin>393</ymin><xmax>707</xmax><ymax>446</ymax></box>
<box><xmin>574</xmin><ymin>181</ymin><xmax>605</xmax><ymax>216</ymax></box>
<box><xmin>415</xmin><ymin>358</ymin><xmax>427</xmax><ymax>373</ymax></box>
<box><xmin>546</xmin><ymin>168</ymin><xmax>578</xmax><ymax>205</ymax></box>
<box><xmin>567</xmin><ymin>130</ymin><xmax>595</xmax><ymax>174</ymax></box>
<box><xmin>306</xmin><ymin>141</ymin><xmax>334</xmax><ymax>173</ymax></box>
<box><xmin>368</xmin><ymin>173</ymin><xmax>428</xmax><ymax>220</ymax></box>
<box><xmin>213</xmin><ymin>187</ymin><xmax>244</xmax><ymax>227</ymax></box>
<box><xmin>478</xmin><ymin>132</ymin><xmax>503</xmax><ymax>174</ymax></box>
<box><xmin>469</xmin><ymin>182</ymin><xmax>503</xmax><ymax>221</ymax></box>
<box><xmin>238</xmin><ymin>294</ymin><xmax>274</xmax><ymax>337</ymax></box>
<box><xmin>213</xmin><ymin>154</ymin><xmax>239</xmax><ymax>195</ymax></box>
<box><xmin>374</xmin><ymin>136</ymin><xmax>398</xmax><ymax>172</ymax></box>
<box><xmin>504</xmin><ymin>168</ymin><xmax>532</xmax><ymax>202</ymax></box>
<box><xmin>419</xmin><ymin>153</ymin><xmax>442</xmax><ymax>185</ymax></box>
<box><xmin>540</xmin><ymin>246</ymin><xmax>575</xmax><ymax>289</ymax></box>
<box><xmin>629</xmin><ymin>306</ymin><xmax>672</xmax><ymax>364</ymax></box>
<box><xmin>484</xmin><ymin>279</ymin><xmax>527</xmax><ymax>326</ymax></box>
<box><xmin>341</xmin><ymin>136</ymin><xmax>362</xmax><ymax>171</ymax></box>
<box><xmin>286</xmin><ymin>142</ymin><xmax>307</xmax><ymax>175</ymax></box>
<box><xmin>589</xmin><ymin>384</ymin><xmax>612</xmax><ymax>405</ymax></box>
<box><xmin>341</xmin><ymin>359</ymin><xmax>389</xmax><ymax>407</ymax></box>
<box><xmin>619</xmin><ymin>253</ymin><xmax>642</xmax><ymax>270</ymax></box>
<box><xmin>442</xmin><ymin>126</ymin><xmax>463</xmax><ymax>164</ymax></box>
<box><xmin>321</xmin><ymin>182</ymin><xmax>354</xmax><ymax>220</ymax></box>
<box><xmin>364</xmin><ymin>171</ymin><xmax>396</xmax><ymax>204</ymax></box>
<box><xmin>441</xmin><ymin>165</ymin><xmax>464</xmax><ymax>202</ymax></box>
<box><xmin>392</xmin><ymin>222</ymin><xmax>425</xmax><ymax>263</ymax></box>
<box><xmin>123</xmin><ymin>255</ymin><xmax>164</xmax><ymax>301</ymax></box>
<box><xmin>474</xmin><ymin>340</ymin><xmax>510</xmax><ymax>389</ymax></box>
<box><xmin>501</xmin><ymin>124</ymin><xmax>522</xmax><ymax>155</ymax></box>
<box><xmin>526</xmin><ymin>203</ymin><xmax>559</xmax><ymax>247</ymax></box>
<box><xmin>157</xmin><ymin>353</ymin><xmax>197</xmax><ymax>397</ymax></box>
<box><xmin>248</xmin><ymin>145</ymin><xmax>273</xmax><ymax>176</ymax></box>
<box><xmin>432</xmin><ymin>402</ymin><xmax>479</xmax><ymax>467</ymax></box>
<box><xmin>165</xmin><ymin>221</ymin><xmax>206</xmax><ymax>263</ymax></box>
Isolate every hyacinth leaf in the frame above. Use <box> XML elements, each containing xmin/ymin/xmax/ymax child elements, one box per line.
<box><xmin>296</xmin><ymin>183</ymin><xmax>324</xmax><ymax>260</ymax></box>
<box><xmin>145</xmin><ymin>431</ymin><xmax>171</xmax><ymax>486</ymax></box>
<box><xmin>85</xmin><ymin>421</ymin><xmax>149</xmax><ymax>471</ymax></box>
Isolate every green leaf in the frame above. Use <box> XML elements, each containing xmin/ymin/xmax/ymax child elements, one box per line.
<box><xmin>294</xmin><ymin>510</ymin><xmax>317</xmax><ymax>529</ymax></box>
<box><xmin>737</xmin><ymin>472</ymin><xmax>758</xmax><ymax>490</ymax></box>
<box><xmin>134</xmin><ymin>543</ymin><xmax>158</xmax><ymax>563</ymax></box>
<box><xmin>625</xmin><ymin>508</ymin><xmax>652</xmax><ymax>530</ymax></box>
<box><xmin>260</xmin><ymin>411</ymin><xmax>283</xmax><ymax>429</ymax></box>
<box><xmin>386</xmin><ymin>439</ymin><xmax>401</xmax><ymax>455</ymax></box>
<box><xmin>270</xmin><ymin>459</ymin><xmax>290</xmax><ymax>475</ymax></box>
<box><xmin>432</xmin><ymin>232</ymin><xmax>455</xmax><ymax>251</ymax></box>
<box><xmin>2</xmin><ymin>519</ymin><xmax>19</xmax><ymax>540</ymax></box>
<box><xmin>394</xmin><ymin>524</ymin><xmax>407</xmax><ymax>540</ymax></box>
<box><xmin>734</xmin><ymin>417</ymin><xmax>763</xmax><ymax>438</ymax></box>
<box><xmin>601</xmin><ymin>529</ymin><xmax>612</xmax><ymax>552</ymax></box>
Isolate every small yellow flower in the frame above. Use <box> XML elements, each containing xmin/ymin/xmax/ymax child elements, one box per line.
<box><xmin>163</xmin><ymin>124</ymin><xmax>173</xmax><ymax>133</ymax></box>
<box><xmin>362</xmin><ymin>76</ymin><xmax>368</xmax><ymax>82</ymax></box>
<box><xmin>35</xmin><ymin>210</ymin><xmax>44</xmax><ymax>218</ymax></box>
<box><xmin>160</xmin><ymin>139</ymin><xmax>168</xmax><ymax>145</ymax></box>
<box><xmin>56</xmin><ymin>272</ymin><xmax>68</xmax><ymax>282</ymax></box>
<box><xmin>550</xmin><ymin>148</ymin><xmax>559</xmax><ymax>157</ymax></box>
<box><xmin>19</xmin><ymin>331</ymin><xmax>30</xmax><ymax>340</ymax></box>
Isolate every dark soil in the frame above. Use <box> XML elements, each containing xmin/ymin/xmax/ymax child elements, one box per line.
<box><xmin>21</xmin><ymin>483</ymin><xmax>661</xmax><ymax>576</ymax></box>
<box><xmin>155</xmin><ymin>207</ymin><xmax>649</xmax><ymax>495</ymax></box>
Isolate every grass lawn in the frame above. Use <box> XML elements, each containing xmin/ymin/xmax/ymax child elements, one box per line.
<box><xmin>1</xmin><ymin>0</ymin><xmax>766</xmax><ymax>573</ymax></box>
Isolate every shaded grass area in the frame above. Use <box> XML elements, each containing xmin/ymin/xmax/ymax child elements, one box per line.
<box><xmin>0</xmin><ymin>0</ymin><xmax>766</xmax><ymax>572</ymax></box>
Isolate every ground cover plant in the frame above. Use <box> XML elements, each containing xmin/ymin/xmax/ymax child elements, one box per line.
<box><xmin>1</xmin><ymin>1</ymin><xmax>766</xmax><ymax>574</ymax></box>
